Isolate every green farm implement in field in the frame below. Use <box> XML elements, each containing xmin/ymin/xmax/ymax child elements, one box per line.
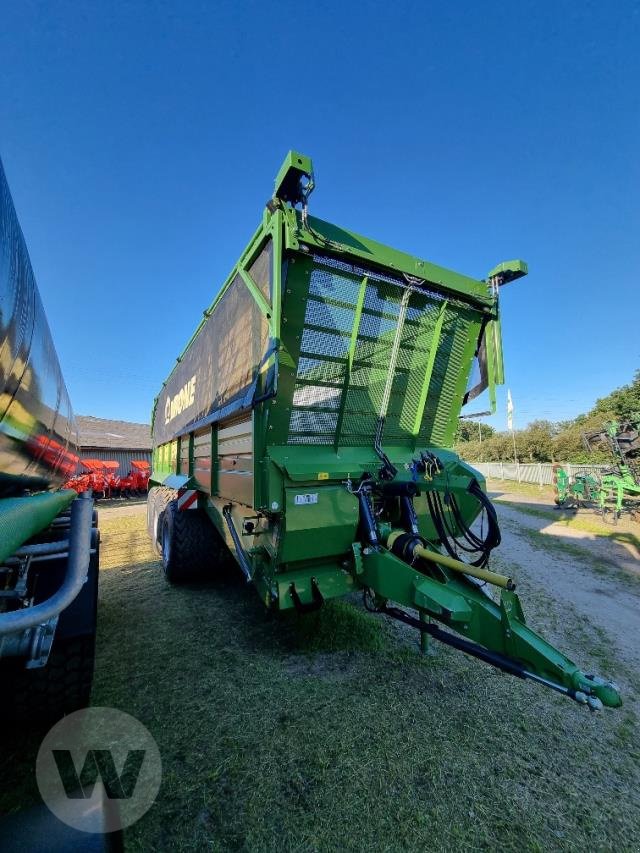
<box><xmin>148</xmin><ymin>152</ymin><xmax>621</xmax><ymax>711</ymax></box>
<box><xmin>554</xmin><ymin>420</ymin><xmax>640</xmax><ymax>520</ymax></box>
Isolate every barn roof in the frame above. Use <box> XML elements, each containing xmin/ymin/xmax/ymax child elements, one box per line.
<box><xmin>76</xmin><ymin>415</ymin><xmax>151</xmax><ymax>450</ymax></box>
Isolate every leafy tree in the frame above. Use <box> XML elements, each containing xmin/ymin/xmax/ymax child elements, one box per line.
<box><xmin>591</xmin><ymin>370</ymin><xmax>640</xmax><ymax>422</ymax></box>
<box><xmin>456</xmin><ymin>369</ymin><xmax>639</xmax><ymax>464</ymax></box>
<box><xmin>519</xmin><ymin>420</ymin><xmax>555</xmax><ymax>462</ymax></box>
<box><xmin>454</xmin><ymin>420</ymin><xmax>495</xmax><ymax>443</ymax></box>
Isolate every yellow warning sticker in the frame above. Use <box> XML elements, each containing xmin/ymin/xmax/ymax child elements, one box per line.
<box><xmin>317</xmin><ymin>472</ymin><xmax>329</xmax><ymax>480</ymax></box>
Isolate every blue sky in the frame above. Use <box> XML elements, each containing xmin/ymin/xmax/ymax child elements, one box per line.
<box><xmin>1</xmin><ymin>1</ymin><xmax>638</xmax><ymax>429</ymax></box>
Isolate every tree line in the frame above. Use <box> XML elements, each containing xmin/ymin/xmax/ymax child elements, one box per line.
<box><xmin>455</xmin><ymin>369</ymin><xmax>640</xmax><ymax>464</ymax></box>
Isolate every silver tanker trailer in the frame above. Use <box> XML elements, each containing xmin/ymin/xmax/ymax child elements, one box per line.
<box><xmin>0</xmin><ymin>157</ymin><xmax>99</xmax><ymax>722</ymax></box>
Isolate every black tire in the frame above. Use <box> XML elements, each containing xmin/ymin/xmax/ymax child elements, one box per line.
<box><xmin>1</xmin><ymin>634</ymin><xmax>96</xmax><ymax>724</ymax></box>
<box><xmin>161</xmin><ymin>500</ymin><xmax>221</xmax><ymax>584</ymax></box>
<box><xmin>0</xmin><ymin>522</ymin><xmax>99</xmax><ymax>725</ymax></box>
<box><xmin>147</xmin><ymin>485</ymin><xmax>175</xmax><ymax>554</ymax></box>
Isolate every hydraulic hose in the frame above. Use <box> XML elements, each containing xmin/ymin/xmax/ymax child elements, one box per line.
<box><xmin>426</xmin><ymin>480</ymin><xmax>500</xmax><ymax>569</ymax></box>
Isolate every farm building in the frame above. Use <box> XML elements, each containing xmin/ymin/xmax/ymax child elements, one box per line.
<box><xmin>76</xmin><ymin>415</ymin><xmax>152</xmax><ymax>474</ymax></box>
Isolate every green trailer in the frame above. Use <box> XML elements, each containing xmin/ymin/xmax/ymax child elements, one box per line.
<box><xmin>148</xmin><ymin>152</ymin><xmax>620</xmax><ymax>711</ymax></box>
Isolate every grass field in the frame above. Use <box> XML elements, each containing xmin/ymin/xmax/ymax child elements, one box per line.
<box><xmin>1</xmin><ymin>506</ymin><xmax>639</xmax><ymax>851</ymax></box>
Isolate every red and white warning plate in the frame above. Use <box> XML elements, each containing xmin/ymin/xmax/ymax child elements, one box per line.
<box><xmin>177</xmin><ymin>489</ymin><xmax>198</xmax><ymax>511</ymax></box>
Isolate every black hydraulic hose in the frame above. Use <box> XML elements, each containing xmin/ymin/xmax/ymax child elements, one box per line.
<box><xmin>426</xmin><ymin>490</ymin><xmax>459</xmax><ymax>561</ymax></box>
<box><xmin>447</xmin><ymin>494</ymin><xmax>490</xmax><ymax>557</ymax></box>
<box><xmin>466</xmin><ymin>480</ymin><xmax>501</xmax><ymax>551</ymax></box>
<box><xmin>441</xmin><ymin>490</ymin><xmax>487</xmax><ymax>553</ymax></box>
<box><xmin>0</xmin><ymin>494</ymin><xmax>93</xmax><ymax>636</ymax></box>
<box><xmin>373</xmin><ymin>417</ymin><xmax>398</xmax><ymax>481</ymax></box>
<box><xmin>400</xmin><ymin>496</ymin><xmax>419</xmax><ymax>535</ymax></box>
<box><xmin>426</xmin><ymin>482</ymin><xmax>501</xmax><ymax>569</ymax></box>
<box><xmin>434</xmin><ymin>491</ymin><xmax>478</xmax><ymax>553</ymax></box>
<box><xmin>448</xmin><ymin>492</ymin><xmax>486</xmax><ymax>548</ymax></box>
<box><xmin>428</xmin><ymin>490</ymin><xmax>475</xmax><ymax>561</ymax></box>
<box><xmin>441</xmin><ymin>485</ymin><xmax>500</xmax><ymax>559</ymax></box>
<box><xmin>358</xmin><ymin>491</ymin><xmax>380</xmax><ymax>546</ymax></box>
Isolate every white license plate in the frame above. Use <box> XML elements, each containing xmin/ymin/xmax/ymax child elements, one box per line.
<box><xmin>294</xmin><ymin>493</ymin><xmax>318</xmax><ymax>505</ymax></box>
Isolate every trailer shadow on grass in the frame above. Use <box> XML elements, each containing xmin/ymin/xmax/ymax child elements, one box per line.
<box><xmin>2</xmin><ymin>511</ymin><xmax>640</xmax><ymax>852</ymax></box>
<box><xmin>94</xmin><ymin>528</ymin><xmax>640</xmax><ymax>851</ymax></box>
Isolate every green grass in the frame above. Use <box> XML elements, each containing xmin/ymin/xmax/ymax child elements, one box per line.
<box><xmin>495</xmin><ymin>499</ymin><xmax>640</xmax><ymax>553</ymax></box>
<box><xmin>486</xmin><ymin>478</ymin><xmax>556</xmax><ymax>502</ymax></box>
<box><xmin>1</xmin><ymin>513</ymin><xmax>640</xmax><ymax>851</ymax></box>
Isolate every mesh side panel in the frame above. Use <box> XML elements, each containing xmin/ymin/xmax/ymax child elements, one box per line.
<box><xmin>300</xmin><ymin>327</ymin><xmax>350</xmax><ymax>360</ymax></box>
<box><xmin>297</xmin><ymin>357</ymin><xmax>346</xmax><ymax>384</ymax></box>
<box><xmin>248</xmin><ymin>241</ymin><xmax>272</xmax><ymax>298</ymax></box>
<box><xmin>304</xmin><ymin>298</ymin><xmax>355</xmax><ymax>334</ymax></box>
<box><xmin>309</xmin><ymin>268</ymin><xmax>363</xmax><ymax>303</ymax></box>
<box><xmin>292</xmin><ymin>384</ymin><xmax>342</xmax><ymax>409</ymax></box>
<box><xmin>338</xmin><ymin>277</ymin><xmax>402</xmax><ymax>442</ymax></box>
<box><xmin>286</xmin><ymin>254</ymin><xmax>475</xmax><ymax>447</ymax></box>
<box><xmin>289</xmin><ymin>411</ymin><xmax>338</xmax><ymax>433</ymax></box>
<box><xmin>420</xmin><ymin>309</ymin><xmax>474</xmax><ymax>445</ymax></box>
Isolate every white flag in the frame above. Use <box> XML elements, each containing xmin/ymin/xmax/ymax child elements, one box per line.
<box><xmin>507</xmin><ymin>389</ymin><xmax>514</xmax><ymax>431</ymax></box>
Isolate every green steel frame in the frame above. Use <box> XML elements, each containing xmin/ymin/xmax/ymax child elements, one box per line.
<box><xmin>150</xmin><ymin>152</ymin><xmax>621</xmax><ymax>710</ymax></box>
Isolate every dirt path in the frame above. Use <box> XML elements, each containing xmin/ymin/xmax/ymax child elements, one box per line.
<box><xmin>491</xmin><ymin>500</ymin><xmax>640</xmax><ymax>674</ymax></box>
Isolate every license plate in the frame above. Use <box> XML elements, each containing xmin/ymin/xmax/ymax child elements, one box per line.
<box><xmin>294</xmin><ymin>493</ymin><xmax>318</xmax><ymax>505</ymax></box>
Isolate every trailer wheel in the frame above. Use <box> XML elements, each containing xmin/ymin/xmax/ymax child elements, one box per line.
<box><xmin>147</xmin><ymin>485</ymin><xmax>175</xmax><ymax>554</ymax></box>
<box><xmin>161</xmin><ymin>499</ymin><xmax>220</xmax><ymax>583</ymax></box>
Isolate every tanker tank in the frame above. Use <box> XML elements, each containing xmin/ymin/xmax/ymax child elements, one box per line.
<box><xmin>0</xmin><ymin>157</ymin><xmax>78</xmax><ymax>497</ymax></box>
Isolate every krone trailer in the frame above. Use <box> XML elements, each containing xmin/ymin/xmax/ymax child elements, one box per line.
<box><xmin>148</xmin><ymin>152</ymin><xmax>620</xmax><ymax>711</ymax></box>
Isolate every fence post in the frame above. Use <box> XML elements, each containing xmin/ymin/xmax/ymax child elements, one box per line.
<box><xmin>566</xmin><ymin>463</ymin><xmax>572</xmax><ymax>480</ymax></box>
<box><xmin>517</xmin><ymin>461</ymin><xmax>521</xmax><ymax>483</ymax></box>
<box><xmin>501</xmin><ymin>461</ymin><xmax>504</xmax><ymax>480</ymax></box>
<box><xmin>538</xmin><ymin>463</ymin><xmax>543</xmax><ymax>489</ymax></box>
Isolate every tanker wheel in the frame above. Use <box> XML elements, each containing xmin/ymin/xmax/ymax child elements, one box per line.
<box><xmin>161</xmin><ymin>499</ymin><xmax>221</xmax><ymax>584</ymax></box>
<box><xmin>0</xmin><ymin>529</ymin><xmax>99</xmax><ymax>724</ymax></box>
<box><xmin>1</xmin><ymin>634</ymin><xmax>96</xmax><ymax>724</ymax></box>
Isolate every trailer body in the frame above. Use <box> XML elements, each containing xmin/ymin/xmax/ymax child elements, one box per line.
<box><xmin>149</xmin><ymin>152</ymin><xmax>620</xmax><ymax>710</ymax></box>
<box><xmin>0</xmin><ymin>158</ymin><xmax>98</xmax><ymax>722</ymax></box>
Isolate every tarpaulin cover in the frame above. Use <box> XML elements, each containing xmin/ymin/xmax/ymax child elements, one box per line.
<box><xmin>152</xmin><ymin>242</ymin><xmax>271</xmax><ymax>446</ymax></box>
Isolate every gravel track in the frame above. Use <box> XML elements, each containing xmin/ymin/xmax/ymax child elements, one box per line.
<box><xmin>493</xmin><ymin>500</ymin><xmax>640</xmax><ymax>672</ymax></box>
